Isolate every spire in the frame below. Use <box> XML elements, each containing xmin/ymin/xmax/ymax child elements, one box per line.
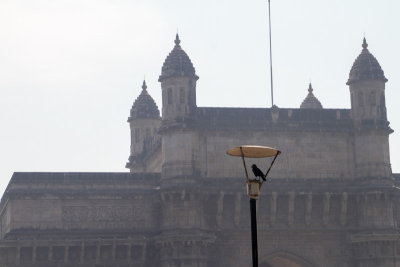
<box><xmin>142</xmin><ymin>80</ymin><xmax>147</xmax><ymax>91</ymax></box>
<box><xmin>308</xmin><ymin>83</ymin><xmax>313</xmax><ymax>93</ymax></box>
<box><xmin>174</xmin><ymin>33</ymin><xmax>181</xmax><ymax>47</ymax></box>
<box><xmin>362</xmin><ymin>37</ymin><xmax>368</xmax><ymax>50</ymax></box>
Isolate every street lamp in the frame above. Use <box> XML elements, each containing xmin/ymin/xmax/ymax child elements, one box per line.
<box><xmin>226</xmin><ymin>145</ymin><xmax>281</xmax><ymax>267</ymax></box>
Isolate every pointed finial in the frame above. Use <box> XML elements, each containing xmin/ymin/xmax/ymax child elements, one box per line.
<box><xmin>175</xmin><ymin>33</ymin><xmax>181</xmax><ymax>46</ymax></box>
<box><xmin>142</xmin><ymin>80</ymin><xmax>147</xmax><ymax>91</ymax></box>
<box><xmin>362</xmin><ymin>37</ymin><xmax>368</xmax><ymax>49</ymax></box>
<box><xmin>308</xmin><ymin>83</ymin><xmax>313</xmax><ymax>93</ymax></box>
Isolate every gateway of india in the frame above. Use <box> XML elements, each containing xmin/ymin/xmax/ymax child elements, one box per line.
<box><xmin>0</xmin><ymin>35</ymin><xmax>399</xmax><ymax>267</ymax></box>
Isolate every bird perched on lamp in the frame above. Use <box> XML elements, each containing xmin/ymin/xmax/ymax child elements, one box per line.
<box><xmin>251</xmin><ymin>164</ymin><xmax>266</xmax><ymax>181</ymax></box>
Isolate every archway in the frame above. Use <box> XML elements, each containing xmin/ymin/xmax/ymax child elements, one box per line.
<box><xmin>260</xmin><ymin>257</ymin><xmax>303</xmax><ymax>267</ymax></box>
<box><xmin>260</xmin><ymin>251</ymin><xmax>315</xmax><ymax>267</ymax></box>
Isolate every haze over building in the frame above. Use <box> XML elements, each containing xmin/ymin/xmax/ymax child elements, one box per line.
<box><xmin>0</xmin><ymin>35</ymin><xmax>399</xmax><ymax>266</ymax></box>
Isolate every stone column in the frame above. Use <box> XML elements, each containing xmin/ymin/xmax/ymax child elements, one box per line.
<box><xmin>64</xmin><ymin>244</ymin><xmax>69</xmax><ymax>263</ymax></box>
<box><xmin>234</xmin><ymin>192</ymin><xmax>242</xmax><ymax>226</ymax></box>
<box><xmin>270</xmin><ymin>192</ymin><xmax>278</xmax><ymax>226</ymax></box>
<box><xmin>112</xmin><ymin>238</ymin><xmax>116</xmax><ymax>261</ymax></box>
<box><xmin>80</xmin><ymin>242</ymin><xmax>85</xmax><ymax>264</ymax></box>
<box><xmin>351</xmin><ymin>191</ymin><xmax>399</xmax><ymax>266</ymax></box>
<box><xmin>323</xmin><ymin>192</ymin><xmax>331</xmax><ymax>226</ymax></box>
<box><xmin>305</xmin><ymin>193</ymin><xmax>312</xmax><ymax>226</ymax></box>
<box><xmin>32</xmin><ymin>243</ymin><xmax>37</xmax><ymax>263</ymax></box>
<box><xmin>288</xmin><ymin>191</ymin><xmax>295</xmax><ymax>226</ymax></box>
<box><xmin>340</xmin><ymin>192</ymin><xmax>348</xmax><ymax>226</ymax></box>
<box><xmin>48</xmin><ymin>245</ymin><xmax>53</xmax><ymax>263</ymax></box>
<box><xmin>16</xmin><ymin>244</ymin><xmax>20</xmax><ymax>265</ymax></box>
<box><xmin>127</xmin><ymin>239</ymin><xmax>132</xmax><ymax>264</ymax></box>
<box><xmin>216</xmin><ymin>192</ymin><xmax>224</xmax><ymax>227</ymax></box>
<box><xmin>96</xmin><ymin>240</ymin><xmax>101</xmax><ymax>264</ymax></box>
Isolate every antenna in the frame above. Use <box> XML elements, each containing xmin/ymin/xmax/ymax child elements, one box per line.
<box><xmin>267</xmin><ymin>0</ymin><xmax>274</xmax><ymax>107</ymax></box>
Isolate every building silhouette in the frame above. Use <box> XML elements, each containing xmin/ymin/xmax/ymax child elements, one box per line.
<box><xmin>0</xmin><ymin>35</ymin><xmax>399</xmax><ymax>267</ymax></box>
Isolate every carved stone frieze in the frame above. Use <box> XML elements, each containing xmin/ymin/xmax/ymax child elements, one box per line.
<box><xmin>62</xmin><ymin>205</ymin><xmax>143</xmax><ymax>229</ymax></box>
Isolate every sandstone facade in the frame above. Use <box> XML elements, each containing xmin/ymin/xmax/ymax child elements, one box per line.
<box><xmin>0</xmin><ymin>36</ymin><xmax>398</xmax><ymax>267</ymax></box>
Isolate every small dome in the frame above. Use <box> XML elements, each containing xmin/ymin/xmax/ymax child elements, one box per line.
<box><xmin>129</xmin><ymin>81</ymin><xmax>160</xmax><ymax>120</ymax></box>
<box><xmin>158</xmin><ymin>34</ymin><xmax>198</xmax><ymax>82</ymax></box>
<box><xmin>347</xmin><ymin>38</ymin><xmax>387</xmax><ymax>85</ymax></box>
<box><xmin>300</xmin><ymin>83</ymin><xmax>323</xmax><ymax>109</ymax></box>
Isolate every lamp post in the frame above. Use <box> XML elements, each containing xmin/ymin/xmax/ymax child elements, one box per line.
<box><xmin>227</xmin><ymin>145</ymin><xmax>281</xmax><ymax>267</ymax></box>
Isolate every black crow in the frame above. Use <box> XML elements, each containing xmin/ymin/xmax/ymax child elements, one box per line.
<box><xmin>251</xmin><ymin>164</ymin><xmax>266</xmax><ymax>181</ymax></box>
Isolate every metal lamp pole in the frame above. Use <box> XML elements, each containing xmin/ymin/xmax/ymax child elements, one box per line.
<box><xmin>240</xmin><ymin>147</ymin><xmax>260</xmax><ymax>267</ymax></box>
<box><xmin>227</xmin><ymin>145</ymin><xmax>280</xmax><ymax>267</ymax></box>
<box><xmin>250</xmin><ymin>197</ymin><xmax>259</xmax><ymax>267</ymax></box>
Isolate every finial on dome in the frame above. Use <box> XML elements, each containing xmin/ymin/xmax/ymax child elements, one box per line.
<box><xmin>300</xmin><ymin>83</ymin><xmax>323</xmax><ymax>109</ymax></box>
<box><xmin>308</xmin><ymin>83</ymin><xmax>313</xmax><ymax>93</ymax></box>
<box><xmin>142</xmin><ymin>80</ymin><xmax>147</xmax><ymax>90</ymax></box>
<box><xmin>362</xmin><ymin>37</ymin><xmax>368</xmax><ymax>49</ymax></box>
<box><xmin>175</xmin><ymin>33</ymin><xmax>181</xmax><ymax>46</ymax></box>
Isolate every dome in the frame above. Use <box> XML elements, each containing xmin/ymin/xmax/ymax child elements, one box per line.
<box><xmin>158</xmin><ymin>34</ymin><xmax>198</xmax><ymax>82</ymax></box>
<box><xmin>129</xmin><ymin>81</ymin><xmax>160</xmax><ymax>120</ymax></box>
<box><xmin>300</xmin><ymin>83</ymin><xmax>323</xmax><ymax>109</ymax></box>
<box><xmin>347</xmin><ymin>38</ymin><xmax>387</xmax><ymax>85</ymax></box>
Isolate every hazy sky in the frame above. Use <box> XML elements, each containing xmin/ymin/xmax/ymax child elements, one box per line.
<box><xmin>1</xmin><ymin>0</ymin><xmax>399</xmax><ymax>195</ymax></box>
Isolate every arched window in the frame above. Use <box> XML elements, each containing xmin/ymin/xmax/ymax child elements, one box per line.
<box><xmin>179</xmin><ymin>87</ymin><xmax>185</xmax><ymax>104</ymax></box>
<box><xmin>369</xmin><ymin>91</ymin><xmax>376</xmax><ymax>105</ymax></box>
<box><xmin>167</xmin><ymin>88</ymin><xmax>173</xmax><ymax>105</ymax></box>
<box><xmin>135</xmin><ymin>128</ymin><xmax>140</xmax><ymax>143</ymax></box>
<box><xmin>358</xmin><ymin>92</ymin><xmax>364</xmax><ymax>107</ymax></box>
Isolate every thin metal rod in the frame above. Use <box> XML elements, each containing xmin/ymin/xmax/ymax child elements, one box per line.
<box><xmin>240</xmin><ymin>147</ymin><xmax>250</xmax><ymax>182</ymax></box>
<box><xmin>250</xmin><ymin>198</ymin><xmax>258</xmax><ymax>267</ymax></box>
<box><xmin>264</xmin><ymin>151</ymin><xmax>280</xmax><ymax>179</ymax></box>
<box><xmin>267</xmin><ymin>0</ymin><xmax>274</xmax><ymax>107</ymax></box>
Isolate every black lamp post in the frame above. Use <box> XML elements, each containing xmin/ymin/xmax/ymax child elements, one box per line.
<box><xmin>227</xmin><ymin>145</ymin><xmax>280</xmax><ymax>267</ymax></box>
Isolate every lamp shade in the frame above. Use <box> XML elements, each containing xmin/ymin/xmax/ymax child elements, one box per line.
<box><xmin>226</xmin><ymin>145</ymin><xmax>280</xmax><ymax>158</ymax></box>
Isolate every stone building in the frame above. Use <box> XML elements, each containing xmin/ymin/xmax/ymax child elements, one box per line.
<box><xmin>0</xmin><ymin>35</ymin><xmax>399</xmax><ymax>267</ymax></box>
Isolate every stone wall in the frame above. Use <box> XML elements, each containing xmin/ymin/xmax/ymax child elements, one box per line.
<box><xmin>203</xmin><ymin>130</ymin><xmax>354</xmax><ymax>179</ymax></box>
<box><xmin>0</xmin><ymin>173</ymin><xmax>160</xmax><ymax>239</ymax></box>
<box><xmin>1</xmin><ymin>173</ymin><xmax>400</xmax><ymax>266</ymax></box>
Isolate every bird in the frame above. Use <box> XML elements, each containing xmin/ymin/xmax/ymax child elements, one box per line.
<box><xmin>251</xmin><ymin>164</ymin><xmax>266</xmax><ymax>181</ymax></box>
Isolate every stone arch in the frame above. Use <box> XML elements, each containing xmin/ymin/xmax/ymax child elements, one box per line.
<box><xmin>259</xmin><ymin>251</ymin><xmax>316</xmax><ymax>267</ymax></box>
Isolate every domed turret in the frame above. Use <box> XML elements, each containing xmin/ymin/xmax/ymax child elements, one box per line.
<box><xmin>347</xmin><ymin>38</ymin><xmax>392</xmax><ymax>179</ymax></box>
<box><xmin>300</xmin><ymin>83</ymin><xmax>323</xmax><ymax>109</ymax></box>
<box><xmin>347</xmin><ymin>38</ymin><xmax>388</xmax><ymax>123</ymax></box>
<box><xmin>158</xmin><ymin>35</ymin><xmax>198</xmax><ymax>120</ymax></box>
<box><xmin>159</xmin><ymin>34</ymin><xmax>199</xmax><ymax>82</ymax></box>
<box><xmin>129</xmin><ymin>80</ymin><xmax>160</xmax><ymax>121</ymax></box>
<box><xmin>347</xmin><ymin>38</ymin><xmax>387</xmax><ymax>85</ymax></box>
<box><xmin>127</xmin><ymin>80</ymin><xmax>161</xmax><ymax>172</ymax></box>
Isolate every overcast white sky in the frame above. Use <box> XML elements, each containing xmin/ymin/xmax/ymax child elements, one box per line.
<box><xmin>0</xmin><ymin>0</ymin><xmax>399</xmax><ymax>195</ymax></box>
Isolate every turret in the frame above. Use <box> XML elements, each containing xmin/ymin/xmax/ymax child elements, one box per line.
<box><xmin>126</xmin><ymin>80</ymin><xmax>161</xmax><ymax>172</ymax></box>
<box><xmin>347</xmin><ymin>40</ymin><xmax>396</xmax><ymax>267</ymax></box>
<box><xmin>158</xmin><ymin>34</ymin><xmax>199</xmax><ymax>121</ymax></box>
<box><xmin>300</xmin><ymin>83</ymin><xmax>323</xmax><ymax>109</ymax></box>
<box><xmin>155</xmin><ymin>36</ymin><xmax>212</xmax><ymax>267</ymax></box>
<box><xmin>347</xmin><ymin>38</ymin><xmax>392</xmax><ymax>179</ymax></box>
<box><xmin>347</xmin><ymin>38</ymin><xmax>388</xmax><ymax>124</ymax></box>
<box><xmin>157</xmin><ymin>35</ymin><xmax>201</xmax><ymax>180</ymax></box>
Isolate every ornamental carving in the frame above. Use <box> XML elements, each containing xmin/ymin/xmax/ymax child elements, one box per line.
<box><xmin>62</xmin><ymin>206</ymin><xmax>144</xmax><ymax>228</ymax></box>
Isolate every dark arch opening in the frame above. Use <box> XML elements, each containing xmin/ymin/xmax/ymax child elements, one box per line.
<box><xmin>260</xmin><ymin>262</ymin><xmax>274</xmax><ymax>267</ymax></box>
<box><xmin>262</xmin><ymin>257</ymin><xmax>303</xmax><ymax>267</ymax></box>
<box><xmin>260</xmin><ymin>251</ymin><xmax>315</xmax><ymax>267</ymax></box>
